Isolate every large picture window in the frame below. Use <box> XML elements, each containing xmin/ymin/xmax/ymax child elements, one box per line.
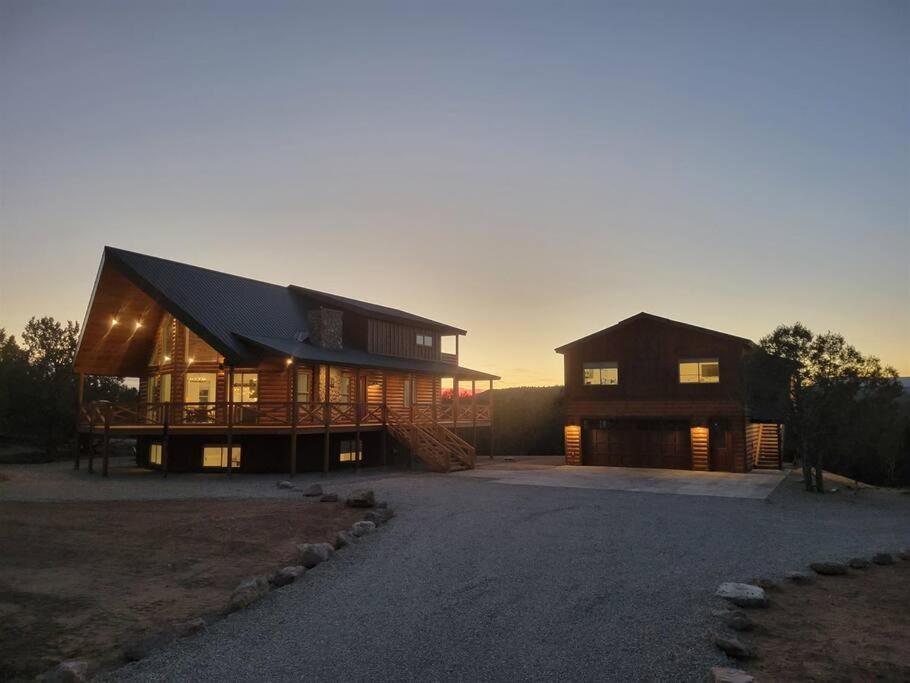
<box><xmin>202</xmin><ymin>445</ymin><xmax>241</xmax><ymax>468</ymax></box>
<box><xmin>147</xmin><ymin>373</ymin><xmax>172</xmax><ymax>403</ymax></box>
<box><xmin>232</xmin><ymin>372</ymin><xmax>258</xmax><ymax>403</ymax></box>
<box><xmin>583</xmin><ymin>362</ymin><xmax>619</xmax><ymax>386</ymax></box>
<box><xmin>185</xmin><ymin>373</ymin><xmax>217</xmax><ymax>423</ymax></box>
<box><xmin>679</xmin><ymin>359</ymin><xmax>720</xmax><ymax>384</ymax></box>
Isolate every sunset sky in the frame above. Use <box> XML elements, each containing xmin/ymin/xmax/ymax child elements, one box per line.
<box><xmin>1</xmin><ymin>1</ymin><xmax>907</xmax><ymax>387</ymax></box>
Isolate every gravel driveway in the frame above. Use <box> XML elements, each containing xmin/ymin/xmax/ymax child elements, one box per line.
<box><xmin>97</xmin><ymin>463</ymin><xmax>910</xmax><ymax>682</ymax></box>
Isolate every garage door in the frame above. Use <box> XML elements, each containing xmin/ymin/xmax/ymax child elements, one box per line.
<box><xmin>583</xmin><ymin>421</ymin><xmax>691</xmax><ymax>469</ymax></box>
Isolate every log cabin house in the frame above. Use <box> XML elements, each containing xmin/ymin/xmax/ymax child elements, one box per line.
<box><xmin>556</xmin><ymin>313</ymin><xmax>782</xmax><ymax>473</ymax></box>
<box><xmin>73</xmin><ymin>247</ymin><xmax>498</xmax><ymax>476</ymax></box>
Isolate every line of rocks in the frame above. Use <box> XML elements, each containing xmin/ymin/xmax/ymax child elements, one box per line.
<box><xmin>708</xmin><ymin>546</ymin><xmax>909</xmax><ymax>682</ymax></box>
<box><xmin>43</xmin><ymin>488</ymin><xmax>392</xmax><ymax>683</ymax></box>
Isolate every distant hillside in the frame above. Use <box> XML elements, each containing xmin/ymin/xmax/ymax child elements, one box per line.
<box><xmin>491</xmin><ymin>386</ymin><xmax>564</xmax><ymax>455</ymax></box>
<box><xmin>900</xmin><ymin>377</ymin><xmax>910</xmax><ymax>393</ymax></box>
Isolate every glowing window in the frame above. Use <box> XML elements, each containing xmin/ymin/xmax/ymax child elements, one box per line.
<box><xmin>202</xmin><ymin>445</ymin><xmax>241</xmax><ymax>468</ymax></box>
<box><xmin>583</xmin><ymin>362</ymin><xmax>619</xmax><ymax>385</ymax></box>
<box><xmin>339</xmin><ymin>439</ymin><xmax>362</xmax><ymax>463</ymax></box>
<box><xmin>232</xmin><ymin>373</ymin><xmax>258</xmax><ymax>403</ymax></box>
<box><xmin>296</xmin><ymin>370</ymin><xmax>312</xmax><ymax>403</ymax></box>
<box><xmin>679</xmin><ymin>359</ymin><xmax>720</xmax><ymax>384</ymax></box>
<box><xmin>149</xmin><ymin>443</ymin><xmax>162</xmax><ymax>465</ymax></box>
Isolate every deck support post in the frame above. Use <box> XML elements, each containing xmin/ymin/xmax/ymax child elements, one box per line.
<box><xmin>471</xmin><ymin>380</ymin><xmax>477</xmax><ymax>447</ymax></box>
<box><xmin>74</xmin><ymin>373</ymin><xmax>84</xmax><ymax>470</ymax></box>
<box><xmin>355</xmin><ymin>367</ymin><xmax>361</xmax><ymax>472</ymax></box>
<box><xmin>161</xmin><ymin>407</ymin><xmax>170</xmax><ymax>478</ymax></box>
<box><xmin>323</xmin><ymin>364</ymin><xmax>331</xmax><ymax>476</ymax></box>
<box><xmin>453</xmin><ymin>377</ymin><xmax>459</xmax><ymax>434</ymax></box>
<box><xmin>87</xmin><ymin>417</ymin><xmax>94</xmax><ymax>473</ymax></box>
<box><xmin>102</xmin><ymin>404</ymin><xmax>111</xmax><ymax>477</ymax></box>
<box><xmin>226</xmin><ymin>367</ymin><xmax>234</xmax><ymax>478</ymax></box>
<box><xmin>489</xmin><ymin>379</ymin><xmax>494</xmax><ymax>460</ymax></box>
<box><xmin>290</xmin><ymin>363</ymin><xmax>298</xmax><ymax>478</ymax></box>
<box><xmin>381</xmin><ymin>371</ymin><xmax>388</xmax><ymax>468</ymax></box>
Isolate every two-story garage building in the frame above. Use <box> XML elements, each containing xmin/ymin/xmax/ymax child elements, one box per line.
<box><xmin>556</xmin><ymin>313</ymin><xmax>781</xmax><ymax>473</ymax></box>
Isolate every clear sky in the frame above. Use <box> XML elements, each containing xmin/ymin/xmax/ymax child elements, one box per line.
<box><xmin>1</xmin><ymin>0</ymin><xmax>908</xmax><ymax>386</ymax></box>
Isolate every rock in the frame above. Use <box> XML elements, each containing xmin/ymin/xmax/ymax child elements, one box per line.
<box><xmin>873</xmin><ymin>553</ymin><xmax>896</xmax><ymax>565</ymax></box>
<box><xmin>786</xmin><ymin>571</ymin><xmax>815</xmax><ymax>585</ymax></box>
<box><xmin>270</xmin><ymin>565</ymin><xmax>306</xmax><ymax>587</ymax></box>
<box><xmin>722</xmin><ymin>611</ymin><xmax>754</xmax><ymax>632</ymax></box>
<box><xmin>899</xmin><ymin>548</ymin><xmax>910</xmax><ymax>561</ymax></box>
<box><xmin>346</xmin><ymin>489</ymin><xmax>376</xmax><ymax>508</ymax></box>
<box><xmin>230</xmin><ymin>576</ymin><xmax>270</xmax><ymax>610</ymax></box>
<box><xmin>714</xmin><ymin>635</ymin><xmax>755</xmax><ymax>660</ymax></box>
<box><xmin>334</xmin><ymin>530</ymin><xmax>358</xmax><ymax>549</ymax></box>
<box><xmin>176</xmin><ymin>618</ymin><xmax>206</xmax><ymax>637</ymax></box>
<box><xmin>715</xmin><ymin>583</ymin><xmax>769</xmax><ymax>608</ymax></box>
<box><xmin>302</xmin><ymin>484</ymin><xmax>323</xmax><ymax>497</ymax></box>
<box><xmin>351</xmin><ymin>520</ymin><xmax>376</xmax><ymax>537</ymax></box>
<box><xmin>297</xmin><ymin>542</ymin><xmax>334</xmax><ymax>568</ymax></box>
<box><xmin>810</xmin><ymin>561</ymin><xmax>848</xmax><ymax>576</ymax></box>
<box><xmin>46</xmin><ymin>660</ymin><xmax>90</xmax><ymax>683</ymax></box>
<box><xmin>320</xmin><ymin>493</ymin><xmax>339</xmax><ymax>502</ymax></box>
<box><xmin>750</xmin><ymin>577</ymin><xmax>778</xmax><ymax>591</ymax></box>
<box><xmin>123</xmin><ymin>633</ymin><xmax>173</xmax><ymax>662</ymax></box>
<box><xmin>276</xmin><ymin>480</ymin><xmax>294</xmax><ymax>489</ymax></box>
<box><xmin>848</xmin><ymin>557</ymin><xmax>871</xmax><ymax>569</ymax></box>
<box><xmin>363</xmin><ymin>510</ymin><xmax>388</xmax><ymax>526</ymax></box>
<box><xmin>709</xmin><ymin>666</ymin><xmax>756</xmax><ymax>683</ymax></box>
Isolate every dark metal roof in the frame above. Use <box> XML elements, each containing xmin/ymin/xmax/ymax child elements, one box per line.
<box><xmin>290</xmin><ymin>285</ymin><xmax>467</xmax><ymax>335</ymax></box>
<box><xmin>238</xmin><ymin>334</ymin><xmax>499</xmax><ymax>380</ymax></box>
<box><xmin>555</xmin><ymin>312</ymin><xmax>755</xmax><ymax>353</ymax></box>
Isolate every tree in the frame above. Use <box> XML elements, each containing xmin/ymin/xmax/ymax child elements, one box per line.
<box><xmin>753</xmin><ymin>324</ymin><xmax>902</xmax><ymax>492</ymax></box>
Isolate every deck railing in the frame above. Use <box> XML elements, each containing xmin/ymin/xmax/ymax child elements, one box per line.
<box><xmin>79</xmin><ymin>399</ymin><xmax>491</xmax><ymax>429</ymax></box>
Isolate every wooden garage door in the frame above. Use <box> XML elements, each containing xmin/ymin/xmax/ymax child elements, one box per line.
<box><xmin>583</xmin><ymin>421</ymin><xmax>691</xmax><ymax>469</ymax></box>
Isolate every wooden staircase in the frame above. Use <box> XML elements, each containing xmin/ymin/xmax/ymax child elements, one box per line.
<box><xmin>386</xmin><ymin>407</ymin><xmax>476</xmax><ymax>473</ymax></box>
<box><xmin>750</xmin><ymin>423</ymin><xmax>782</xmax><ymax>470</ymax></box>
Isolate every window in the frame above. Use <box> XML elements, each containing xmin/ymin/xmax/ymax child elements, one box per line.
<box><xmin>679</xmin><ymin>359</ymin><xmax>720</xmax><ymax>384</ymax></box>
<box><xmin>339</xmin><ymin>438</ymin><xmax>362</xmax><ymax>463</ymax></box>
<box><xmin>416</xmin><ymin>334</ymin><xmax>433</xmax><ymax>347</ymax></box>
<box><xmin>149</xmin><ymin>443</ymin><xmax>162</xmax><ymax>465</ymax></box>
<box><xmin>185</xmin><ymin>328</ymin><xmax>219</xmax><ymax>363</ymax></box>
<box><xmin>147</xmin><ymin>373</ymin><xmax>172</xmax><ymax>403</ymax></box>
<box><xmin>296</xmin><ymin>370</ymin><xmax>311</xmax><ymax>403</ymax></box>
<box><xmin>232</xmin><ymin>372</ymin><xmax>258</xmax><ymax>403</ymax></box>
<box><xmin>152</xmin><ymin>315</ymin><xmax>175</xmax><ymax>366</ymax></box>
<box><xmin>185</xmin><ymin>373</ymin><xmax>217</xmax><ymax>423</ymax></box>
<box><xmin>583</xmin><ymin>362</ymin><xmax>619</xmax><ymax>385</ymax></box>
<box><xmin>203</xmin><ymin>445</ymin><xmax>241</xmax><ymax>468</ymax></box>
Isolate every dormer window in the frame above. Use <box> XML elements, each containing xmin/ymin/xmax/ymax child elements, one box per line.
<box><xmin>416</xmin><ymin>334</ymin><xmax>433</xmax><ymax>347</ymax></box>
<box><xmin>679</xmin><ymin>359</ymin><xmax>720</xmax><ymax>384</ymax></box>
<box><xmin>583</xmin><ymin>362</ymin><xmax>619</xmax><ymax>385</ymax></box>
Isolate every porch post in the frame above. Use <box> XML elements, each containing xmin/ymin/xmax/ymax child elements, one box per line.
<box><xmin>74</xmin><ymin>373</ymin><xmax>84</xmax><ymax>470</ymax></box>
<box><xmin>226</xmin><ymin>367</ymin><xmax>234</xmax><ymax>478</ymax></box>
<box><xmin>87</xmin><ymin>414</ymin><xmax>94</xmax><ymax>474</ymax></box>
<box><xmin>381</xmin><ymin>370</ymin><xmax>388</xmax><ymax>468</ymax></box>
<box><xmin>102</xmin><ymin>403</ymin><xmax>111</xmax><ymax>477</ymax></box>
<box><xmin>323</xmin><ymin>364</ymin><xmax>331</xmax><ymax>475</ymax></box>
<box><xmin>290</xmin><ymin>362</ymin><xmax>298</xmax><ymax>477</ymax></box>
<box><xmin>432</xmin><ymin>375</ymin><xmax>438</xmax><ymax>424</ymax></box>
<box><xmin>489</xmin><ymin>379</ymin><xmax>494</xmax><ymax>460</ymax></box>
<box><xmin>453</xmin><ymin>377</ymin><xmax>460</xmax><ymax>432</ymax></box>
<box><xmin>355</xmin><ymin>367</ymin><xmax>361</xmax><ymax>472</ymax></box>
<box><xmin>161</xmin><ymin>407</ymin><xmax>170</xmax><ymax>478</ymax></box>
<box><xmin>471</xmin><ymin>379</ymin><xmax>477</xmax><ymax>447</ymax></box>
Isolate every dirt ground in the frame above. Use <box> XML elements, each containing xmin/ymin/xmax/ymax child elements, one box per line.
<box><xmin>0</xmin><ymin>499</ymin><xmax>366</xmax><ymax>681</ymax></box>
<box><xmin>745</xmin><ymin>559</ymin><xmax>910</xmax><ymax>681</ymax></box>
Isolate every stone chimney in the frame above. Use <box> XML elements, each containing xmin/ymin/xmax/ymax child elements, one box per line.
<box><xmin>307</xmin><ymin>308</ymin><xmax>343</xmax><ymax>350</ymax></box>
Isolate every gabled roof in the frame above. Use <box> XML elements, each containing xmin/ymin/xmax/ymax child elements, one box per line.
<box><xmin>554</xmin><ymin>312</ymin><xmax>754</xmax><ymax>353</ymax></box>
<box><xmin>76</xmin><ymin>247</ymin><xmax>480</xmax><ymax>375</ymax></box>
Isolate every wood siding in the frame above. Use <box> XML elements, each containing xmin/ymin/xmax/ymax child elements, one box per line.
<box><xmin>367</xmin><ymin>319</ymin><xmax>440</xmax><ymax>361</ymax></box>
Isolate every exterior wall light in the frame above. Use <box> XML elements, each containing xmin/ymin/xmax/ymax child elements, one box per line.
<box><xmin>111</xmin><ymin>317</ymin><xmax>119</xmax><ymax>327</ymax></box>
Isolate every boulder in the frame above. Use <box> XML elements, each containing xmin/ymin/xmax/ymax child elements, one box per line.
<box><xmin>848</xmin><ymin>557</ymin><xmax>870</xmax><ymax>569</ymax></box>
<box><xmin>714</xmin><ymin>635</ymin><xmax>755</xmax><ymax>660</ymax></box>
<box><xmin>176</xmin><ymin>618</ymin><xmax>206</xmax><ymax>637</ymax></box>
<box><xmin>351</xmin><ymin>520</ymin><xmax>376</xmax><ymax>537</ymax></box>
<box><xmin>363</xmin><ymin>510</ymin><xmax>387</xmax><ymax>526</ymax></box>
<box><xmin>810</xmin><ymin>561</ymin><xmax>848</xmax><ymax>576</ymax></box>
<box><xmin>270</xmin><ymin>565</ymin><xmax>306</xmax><ymax>587</ymax></box>
<box><xmin>297</xmin><ymin>542</ymin><xmax>334</xmax><ymax>568</ymax></box>
<box><xmin>276</xmin><ymin>480</ymin><xmax>294</xmax><ymax>490</ymax></box>
<box><xmin>302</xmin><ymin>484</ymin><xmax>323</xmax><ymax>497</ymax></box>
<box><xmin>346</xmin><ymin>489</ymin><xmax>376</xmax><ymax>508</ymax></box>
<box><xmin>709</xmin><ymin>666</ymin><xmax>756</xmax><ymax>683</ymax></box>
<box><xmin>785</xmin><ymin>571</ymin><xmax>815</xmax><ymax>585</ymax></box>
<box><xmin>873</xmin><ymin>553</ymin><xmax>896</xmax><ymax>566</ymax></box>
<box><xmin>723</xmin><ymin>611</ymin><xmax>753</xmax><ymax>632</ymax></box>
<box><xmin>320</xmin><ymin>493</ymin><xmax>339</xmax><ymax>502</ymax></box>
<box><xmin>230</xmin><ymin>576</ymin><xmax>270</xmax><ymax>610</ymax></box>
<box><xmin>334</xmin><ymin>530</ymin><xmax>358</xmax><ymax>549</ymax></box>
<box><xmin>124</xmin><ymin>633</ymin><xmax>173</xmax><ymax>662</ymax></box>
<box><xmin>899</xmin><ymin>548</ymin><xmax>910</xmax><ymax>561</ymax></box>
<box><xmin>46</xmin><ymin>660</ymin><xmax>90</xmax><ymax>683</ymax></box>
<box><xmin>715</xmin><ymin>583</ymin><xmax>769</xmax><ymax>608</ymax></box>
